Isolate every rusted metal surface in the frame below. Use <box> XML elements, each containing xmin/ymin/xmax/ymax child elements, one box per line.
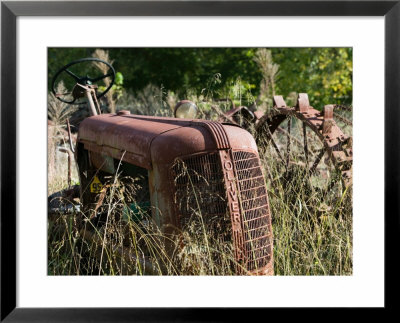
<box><xmin>170</xmin><ymin>148</ymin><xmax>273</xmax><ymax>275</ymax></box>
<box><xmin>217</xmin><ymin>106</ymin><xmax>242</xmax><ymax>124</ymax></box>
<box><xmin>78</xmin><ymin>114</ymin><xmax>254</xmax><ymax>168</ymax></box>
<box><xmin>157</xmin><ymin>124</ymin><xmax>272</xmax><ymax>274</ymax></box>
<box><xmin>78</xmin><ymin>113</ymin><xmax>274</xmax><ymax>275</ymax></box>
<box><xmin>322</xmin><ymin>105</ymin><xmax>334</xmax><ymax>135</ymax></box>
<box><xmin>59</xmin><ymin>148</ymin><xmax>73</xmax><ymax>188</ymax></box>
<box><xmin>78</xmin><ymin>114</ymin><xmax>185</xmax><ymax>169</ymax></box>
<box><xmin>48</xmin><ymin>119</ymin><xmax>77</xmax><ymax>144</ymax></box>
<box><xmin>66</xmin><ymin>119</ymin><xmax>76</xmax><ymax>153</ymax></box>
<box><xmin>217</xmin><ymin>106</ymin><xmax>255</xmax><ymax>127</ymax></box>
<box><xmin>254</xmin><ymin>94</ymin><xmax>353</xmax><ymax>187</ymax></box>
<box><xmin>286</xmin><ymin>117</ymin><xmax>291</xmax><ymax>169</ymax></box>
<box><xmin>221</xmin><ymin>150</ymin><xmax>245</xmax><ymax>269</ymax></box>
<box><xmin>274</xmin><ymin>95</ymin><xmax>287</xmax><ymax>109</ymax></box>
<box><xmin>232</xmin><ymin>150</ymin><xmax>273</xmax><ymax>274</ymax></box>
<box><xmin>117</xmin><ymin>110</ymin><xmax>131</xmax><ymax>116</ymax></box>
<box><xmin>214</xmin><ymin>93</ymin><xmax>353</xmax><ymax>187</ymax></box>
<box><xmin>296</xmin><ymin>93</ymin><xmax>310</xmax><ymax>113</ymax></box>
<box><xmin>193</xmin><ymin>120</ymin><xmax>231</xmax><ymax>149</ymax></box>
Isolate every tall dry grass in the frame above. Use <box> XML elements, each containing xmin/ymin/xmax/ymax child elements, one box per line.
<box><xmin>48</xmin><ymin>82</ymin><xmax>79</xmax><ymax>193</ymax></box>
<box><xmin>48</xmin><ymin>107</ymin><xmax>352</xmax><ymax>275</ymax></box>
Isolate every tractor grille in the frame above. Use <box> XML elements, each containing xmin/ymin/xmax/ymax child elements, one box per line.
<box><xmin>172</xmin><ymin>150</ymin><xmax>272</xmax><ymax>273</ymax></box>
<box><xmin>172</xmin><ymin>152</ymin><xmax>229</xmax><ymax>235</ymax></box>
<box><xmin>233</xmin><ymin>151</ymin><xmax>272</xmax><ymax>271</ymax></box>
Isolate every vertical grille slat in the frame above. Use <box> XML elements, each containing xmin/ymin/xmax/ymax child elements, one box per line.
<box><xmin>233</xmin><ymin>151</ymin><xmax>272</xmax><ymax>272</ymax></box>
<box><xmin>172</xmin><ymin>152</ymin><xmax>230</xmax><ymax>236</ymax></box>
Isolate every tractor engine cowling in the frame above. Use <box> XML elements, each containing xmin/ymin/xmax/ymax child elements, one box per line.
<box><xmin>77</xmin><ymin>112</ymin><xmax>273</xmax><ymax>275</ymax></box>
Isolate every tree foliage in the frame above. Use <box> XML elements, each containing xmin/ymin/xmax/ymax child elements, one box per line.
<box><xmin>48</xmin><ymin>47</ymin><xmax>352</xmax><ymax>109</ymax></box>
<box><xmin>270</xmin><ymin>48</ymin><xmax>352</xmax><ymax>106</ymax></box>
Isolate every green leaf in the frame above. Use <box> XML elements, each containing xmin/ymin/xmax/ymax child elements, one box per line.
<box><xmin>115</xmin><ymin>72</ymin><xmax>124</xmax><ymax>85</ymax></box>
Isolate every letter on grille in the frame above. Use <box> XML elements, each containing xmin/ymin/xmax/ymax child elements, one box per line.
<box><xmin>232</xmin><ymin>151</ymin><xmax>273</xmax><ymax>272</ymax></box>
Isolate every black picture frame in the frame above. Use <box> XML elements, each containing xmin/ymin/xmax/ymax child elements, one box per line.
<box><xmin>1</xmin><ymin>0</ymin><xmax>398</xmax><ymax>321</ymax></box>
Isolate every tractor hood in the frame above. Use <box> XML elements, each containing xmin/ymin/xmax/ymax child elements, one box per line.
<box><xmin>78</xmin><ymin>112</ymin><xmax>257</xmax><ymax>170</ymax></box>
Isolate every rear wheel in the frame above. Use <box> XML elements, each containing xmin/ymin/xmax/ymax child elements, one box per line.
<box><xmin>254</xmin><ymin>94</ymin><xmax>352</xmax><ymax>201</ymax></box>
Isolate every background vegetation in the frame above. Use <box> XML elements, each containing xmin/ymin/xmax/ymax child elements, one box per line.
<box><xmin>48</xmin><ymin>47</ymin><xmax>352</xmax><ymax>108</ymax></box>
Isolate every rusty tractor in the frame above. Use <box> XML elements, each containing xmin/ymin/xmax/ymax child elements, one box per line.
<box><xmin>48</xmin><ymin>58</ymin><xmax>352</xmax><ymax>275</ymax></box>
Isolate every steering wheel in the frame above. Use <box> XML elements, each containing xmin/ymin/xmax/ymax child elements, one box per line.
<box><xmin>51</xmin><ymin>58</ymin><xmax>115</xmax><ymax>104</ymax></box>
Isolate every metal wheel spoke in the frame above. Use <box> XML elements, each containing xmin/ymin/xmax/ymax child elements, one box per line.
<box><xmin>90</xmin><ymin>72</ymin><xmax>114</xmax><ymax>83</ymax></box>
<box><xmin>303</xmin><ymin>123</ymin><xmax>309</xmax><ymax>166</ymax></box>
<box><xmin>64</xmin><ymin>68</ymin><xmax>80</xmax><ymax>81</ymax></box>
<box><xmin>271</xmin><ymin>137</ymin><xmax>285</xmax><ymax>166</ymax></box>
<box><xmin>310</xmin><ymin>148</ymin><xmax>325</xmax><ymax>173</ymax></box>
<box><xmin>258</xmin><ymin>94</ymin><xmax>352</xmax><ymax>191</ymax></box>
<box><xmin>264</xmin><ymin>124</ymin><xmax>286</xmax><ymax>166</ymax></box>
<box><xmin>276</xmin><ymin>126</ymin><xmax>313</xmax><ymax>157</ymax></box>
<box><xmin>55</xmin><ymin>91</ymin><xmax>72</xmax><ymax>98</ymax></box>
<box><xmin>333</xmin><ymin>112</ymin><xmax>352</xmax><ymax>126</ymax></box>
<box><xmin>286</xmin><ymin>117</ymin><xmax>291</xmax><ymax>169</ymax></box>
<box><xmin>323</xmin><ymin>175</ymin><xmax>340</xmax><ymax>198</ymax></box>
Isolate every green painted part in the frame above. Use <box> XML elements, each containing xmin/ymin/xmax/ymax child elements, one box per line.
<box><xmin>123</xmin><ymin>201</ymin><xmax>150</xmax><ymax>222</ymax></box>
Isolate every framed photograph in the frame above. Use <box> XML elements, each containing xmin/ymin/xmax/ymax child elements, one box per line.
<box><xmin>1</xmin><ymin>0</ymin><xmax>398</xmax><ymax>321</ymax></box>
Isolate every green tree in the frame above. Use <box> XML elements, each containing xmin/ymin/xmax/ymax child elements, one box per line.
<box><xmin>48</xmin><ymin>47</ymin><xmax>352</xmax><ymax>109</ymax></box>
<box><xmin>270</xmin><ymin>48</ymin><xmax>352</xmax><ymax>107</ymax></box>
